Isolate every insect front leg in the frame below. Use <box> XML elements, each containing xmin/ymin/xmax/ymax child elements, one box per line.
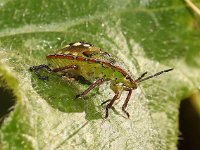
<box><xmin>76</xmin><ymin>78</ymin><xmax>104</xmax><ymax>98</ymax></box>
<box><xmin>105</xmin><ymin>83</ymin><xmax>123</xmax><ymax>118</ymax></box>
<box><xmin>122</xmin><ymin>89</ymin><xmax>132</xmax><ymax>118</ymax></box>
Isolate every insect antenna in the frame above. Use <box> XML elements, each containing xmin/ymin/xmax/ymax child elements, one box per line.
<box><xmin>136</xmin><ymin>68</ymin><xmax>173</xmax><ymax>83</ymax></box>
<box><xmin>135</xmin><ymin>71</ymin><xmax>148</xmax><ymax>82</ymax></box>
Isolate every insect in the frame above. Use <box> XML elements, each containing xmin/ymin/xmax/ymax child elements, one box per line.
<box><xmin>30</xmin><ymin>41</ymin><xmax>173</xmax><ymax>118</ymax></box>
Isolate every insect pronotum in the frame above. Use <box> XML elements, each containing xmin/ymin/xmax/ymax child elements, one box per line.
<box><xmin>30</xmin><ymin>41</ymin><xmax>173</xmax><ymax>118</ymax></box>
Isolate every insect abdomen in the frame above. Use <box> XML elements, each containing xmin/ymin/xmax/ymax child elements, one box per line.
<box><xmin>46</xmin><ymin>54</ymin><xmax>127</xmax><ymax>83</ymax></box>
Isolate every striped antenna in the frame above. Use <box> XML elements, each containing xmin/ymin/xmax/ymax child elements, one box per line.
<box><xmin>136</xmin><ymin>68</ymin><xmax>173</xmax><ymax>83</ymax></box>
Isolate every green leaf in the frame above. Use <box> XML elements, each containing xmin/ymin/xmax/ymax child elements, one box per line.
<box><xmin>0</xmin><ymin>0</ymin><xmax>200</xmax><ymax>149</ymax></box>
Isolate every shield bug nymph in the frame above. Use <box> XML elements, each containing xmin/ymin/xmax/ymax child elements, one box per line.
<box><xmin>30</xmin><ymin>41</ymin><xmax>173</xmax><ymax>118</ymax></box>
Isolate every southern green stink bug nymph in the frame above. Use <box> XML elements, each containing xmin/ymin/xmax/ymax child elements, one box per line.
<box><xmin>30</xmin><ymin>41</ymin><xmax>173</xmax><ymax>118</ymax></box>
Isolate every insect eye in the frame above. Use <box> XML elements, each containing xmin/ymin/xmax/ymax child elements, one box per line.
<box><xmin>126</xmin><ymin>76</ymin><xmax>132</xmax><ymax>81</ymax></box>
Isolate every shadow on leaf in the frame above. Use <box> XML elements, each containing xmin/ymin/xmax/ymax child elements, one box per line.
<box><xmin>30</xmin><ymin>72</ymin><xmax>103</xmax><ymax>120</ymax></box>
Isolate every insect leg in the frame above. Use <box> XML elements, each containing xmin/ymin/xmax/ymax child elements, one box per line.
<box><xmin>105</xmin><ymin>83</ymin><xmax>124</xmax><ymax>118</ymax></box>
<box><xmin>51</xmin><ymin>65</ymin><xmax>78</xmax><ymax>72</ymax></box>
<box><xmin>30</xmin><ymin>64</ymin><xmax>52</xmax><ymax>73</ymax></box>
<box><xmin>30</xmin><ymin>64</ymin><xmax>52</xmax><ymax>80</ymax></box>
<box><xmin>105</xmin><ymin>91</ymin><xmax>121</xmax><ymax>118</ymax></box>
<box><xmin>122</xmin><ymin>89</ymin><xmax>132</xmax><ymax>118</ymax></box>
<box><xmin>100</xmin><ymin>99</ymin><xmax>111</xmax><ymax>106</ymax></box>
<box><xmin>76</xmin><ymin>78</ymin><xmax>104</xmax><ymax>98</ymax></box>
<box><xmin>30</xmin><ymin>65</ymin><xmax>78</xmax><ymax>80</ymax></box>
<box><xmin>30</xmin><ymin>64</ymin><xmax>51</xmax><ymax>71</ymax></box>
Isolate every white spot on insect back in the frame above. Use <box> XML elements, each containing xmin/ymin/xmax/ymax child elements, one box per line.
<box><xmin>64</xmin><ymin>51</ymin><xmax>70</xmax><ymax>55</ymax></box>
<box><xmin>73</xmin><ymin>42</ymin><xmax>82</xmax><ymax>46</ymax></box>
<box><xmin>83</xmin><ymin>44</ymin><xmax>90</xmax><ymax>47</ymax></box>
<box><xmin>56</xmin><ymin>51</ymin><xmax>63</xmax><ymax>54</ymax></box>
<box><xmin>65</xmin><ymin>44</ymin><xmax>70</xmax><ymax>47</ymax></box>
<box><xmin>72</xmin><ymin>52</ymin><xmax>78</xmax><ymax>56</ymax></box>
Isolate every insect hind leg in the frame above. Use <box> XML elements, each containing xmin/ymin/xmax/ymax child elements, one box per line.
<box><xmin>30</xmin><ymin>64</ymin><xmax>52</xmax><ymax>81</ymax></box>
<box><xmin>51</xmin><ymin>65</ymin><xmax>78</xmax><ymax>72</ymax></box>
<box><xmin>30</xmin><ymin>65</ymin><xmax>78</xmax><ymax>81</ymax></box>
